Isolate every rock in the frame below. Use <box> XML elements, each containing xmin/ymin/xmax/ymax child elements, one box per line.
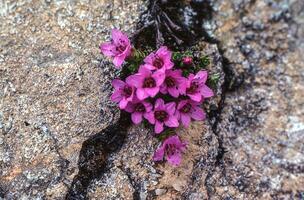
<box><xmin>155</xmin><ymin>188</ymin><xmax>167</xmax><ymax>196</ymax></box>
<box><xmin>1</xmin><ymin>0</ymin><xmax>304</xmax><ymax>199</ymax></box>
<box><xmin>0</xmin><ymin>0</ymin><xmax>145</xmax><ymax>199</ymax></box>
<box><xmin>87</xmin><ymin>167</ymin><xmax>135</xmax><ymax>200</ymax></box>
<box><xmin>87</xmin><ymin>42</ymin><xmax>223</xmax><ymax>200</ymax></box>
<box><xmin>199</xmin><ymin>0</ymin><xmax>304</xmax><ymax>199</ymax></box>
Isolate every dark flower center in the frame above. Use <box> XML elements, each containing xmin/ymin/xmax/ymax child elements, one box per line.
<box><xmin>166</xmin><ymin>144</ymin><xmax>177</xmax><ymax>157</ymax></box>
<box><xmin>165</xmin><ymin>76</ymin><xmax>176</xmax><ymax>87</ymax></box>
<box><xmin>186</xmin><ymin>81</ymin><xmax>199</xmax><ymax>94</ymax></box>
<box><xmin>143</xmin><ymin>77</ymin><xmax>156</xmax><ymax>88</ymax></box>
<box><xmin>154</xmin><ymin>110</ymin><xmax>168</xmax><ymax>122</ymax></box>
<box><xmin>134</xmin><ymin>103</ymin><xmax>145</xmax><ymax>113</ymax></box>
<box><xmin>180</xmin><ymin>103</ymin><xmax>192</xmax><ymax>113</ymax></box>
<box><xmin>116</xmin><ymin>45</ymin><xmax>126</xmax><ymax>53</ymax></box>
<box><xmin>123</xmin><ymin>86</ymin><xmax>132</xmax><ymax>97</ymax></box>
<box><xmin>153</xmin><ymin>57</ymin><xmax>164</xmax><ymax>69</ymax></box>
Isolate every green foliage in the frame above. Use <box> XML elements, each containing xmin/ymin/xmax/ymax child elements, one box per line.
<box><xmin>156</xmin><ymin>128</ymin><xmax>176</xmax><ymax>141</ymax></box>
<box><xmin>207</xmin><ymin>73</ymin><xmax>221</xmax><ymax>88</ymax></box>
<box><xmin>199</xmin><ymin>56</ymin><xmax>210</xmax><ymax>69</ymax></box>
<box><xmin>125</xmin><ymin>48</ymin><xmax>153</xmax><ymax>74</ymax></box>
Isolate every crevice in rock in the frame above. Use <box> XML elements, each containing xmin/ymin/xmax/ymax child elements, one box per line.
<box><xmin>0</xmin><ymin>186</ymin><xmax>5</xmax><ymax>198</ymax></box>
<box><xmin>65</xmin><ymin>0</ymin><xmax>242</xmax><ymax>199</ymax></box>
<box><xmin>117</xmin><ymin>167</ymin><xmax>141</xmax><ymax>200</ymax></box>
<box><xmin>65</xmin><ymin>112</ymin><xmax>130</xmax><ymax>200</ymax></box>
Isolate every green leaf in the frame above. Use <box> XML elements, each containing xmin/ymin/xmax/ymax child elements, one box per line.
<box><xmin>199</xmin><ymin>56</ymin><xmax>210</xmax><ymax>68</ymax></box>
<box><xmin>156</xmin><ymin>128</ymin><xmax>176</xmax><ymax>141</ymax></box>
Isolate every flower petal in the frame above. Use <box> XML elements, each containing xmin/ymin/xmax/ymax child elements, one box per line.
<box><xmin>191</xmin><ymin>107</ymin><xmax>206</xmax><ymax>120</ymax></box>
<box><xmin>143</xmin><ymin>101</ymin><xmax>153</xmax><ymax>112</ymax></box>
<box><xmin>188</xmin><ymin>93</ymin><xmax>202</xmax><ymax>102</ymax></box>
<box><xmin>119</xmin><ymin>98</ymin><xmax>128</xmax><ymax>109</ymax></box>
<box><xmin>167</xmin><ymin>151</ymin><xmax>182</xmax><ymax>166</ymax></box>
<box><xmin>152</xmin><ymin>70</ymin><xmax>165</xmax><ymax>86</ymax></box>
<box><xmin>201</xmin><ymin>85</ymin><xmax>214</xmax><ymax>98</ymax></box>
<box><xmin>131</xmin><ymin>112</ymin><xmax>143</xmax><ymax>124</ymax></box>
<box><xmin>142</xmin><ymin>64</ymin><xmax>156</xmax><ymax>70</ymax></box>
<box><xmin>111</xmin><ymin>29</ymin><xmax>129</xmax><ymax>45</ymax></box>
<box><xmin>144</xmin><ymin>112</ymin><xmax>155</xmax><ymax>124</ymax></box>
<box><xmin>195</xmin><ymin>71</ymin><xmax>208</xmax><ymax>83</ymax></box>
<box><xmin>112</xmin><ymin>79</ymin><xmax>125</xmax><ymax>89</ymax></box>
<box><xmin>168</xmin><ymin>87</ymin><xmax>179</xmax><ymax>98</ymax></box>
<box><xmin>124</xmin><ymin>103</ymin><xmax>134</xmax><ymax>113</ymax></box>
<box><xmin>177</xmin><ymin>100</ymin><xmax>187</xmax><ymax>110</ymax></box>
<box><xmin>165</xmin><ymin>116</ymin><xmax>179</xmax><ymax>127</ymax></box>
<box><xmin>136</xmin><ymin>88</ymin><xmax>148</xmax><ymax>100</ymax></box>
<box><xmin>154</xmin><ymin>98</ymin><xmax>165</xmax><ymax>110</ymax></box>
<box><xmin>165</xmin><ymin>102</ymin><xmax>176</xmax><ymax>115</ymax></box>
<box><xmin>113</xmin><ymin>55</ymin><xmax>125</xmax><ymax>68</ymax></box>
<box><xmin>160</xmin><ymin>84</ymin><xmax>168</xmax><ymax>94</ymax></box>
<box><xmin>138</xmin><ymin>65</ymin><xmax>152</xmax><ymax>76</ymax></box>
<box><xmin>181</xmin><ymin>114</ymin><xmax>191</xmax><ymax>127</ymax></box>
<box><xmin>145</xmin><ymin>87</ymin><xmax>158</xmax><ymax>97</ymax></box>
<box><xmin>111</xmin><ymin>91</ymin><xmax>122</xmax><ymax>102</ymax></box>
<box><xmin>100</xmin><ymin>42</ymin><xmax>117</xmax><ymax>57</ymax></box>
<box><xmin>155</xmin><ymin>121</ymin><xmax>164</xmax><ymax>134</ymax></box>
<box><xmin>126</xmin><ymin>74</ymin><xmax>143</xmax><ymax>88</ymax></box>
<box><xmin>143</xmin><ymin>52</ymin><xmax>155</xmax><ymax>65</ymax></box>
<box><xmin>153</xmin><ymin>145</ymin><xmax>165</xmax><ymax>161</ymax></box>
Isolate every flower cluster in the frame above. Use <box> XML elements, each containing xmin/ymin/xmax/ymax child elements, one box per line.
<box><xmin>100</xmin><ymin>29</ymin><xmax>214</xmax><ymax>166</ymax></box>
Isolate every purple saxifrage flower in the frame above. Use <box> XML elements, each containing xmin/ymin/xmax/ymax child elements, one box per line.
<box><xmin>160</xmin><ymin>69</ymin><xmax>187</xmax><ymax>98</ymax></box>
<box><xmin>153</xmin><ymin>135</ymin><xmax>187</xmax><ymax>166</ymax></box>
<box><xmin>145</xmin><ymin>98</ymin><xmax>179</xmax><ymax>134</ymax></box>
<box><xmin>111</xmin><ymin>79</ymin><xmax>135</xmax><ymax>109</ymax></box>
<box><xmin>186</xmin><ymin>71</ymin><xmax>214</xmax><ymax>102</ymax></box>
<box><xmin>125</xmin><ymin>98</ymin><xmax>153</xmax><ymax>124</ymax></box>
<box><xmin>143</xmin><ymin>46</ymin><xmax>174</xmax><ymax>72</ymax></box>
<box><xmin>175</xmin><ymin>99</ymin><xmax>206</xmax><ymax>127</ymax></box>
<box><xmin>126</xmin><ymin>65</ymin><xmax>165</xmax><ymax>100</ymax></box>
<box><xmin>100</xmin><ymin>29</ymin><xmax>131</xmax><ymax>68</ymax></box>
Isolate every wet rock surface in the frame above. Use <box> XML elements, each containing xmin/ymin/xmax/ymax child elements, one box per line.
<box><xmin>1</xmin><ymin>0</ymin><xmax>304</xmax><ymax>199</ymax></box>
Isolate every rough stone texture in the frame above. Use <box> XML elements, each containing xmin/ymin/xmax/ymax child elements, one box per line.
<box><xmin>1</xmin><ymin>0</ymin><xmax>304</xmax><ymax>199</ymax></box>
<box><xmin>205</xmin><ymin>0</ymin><xmax>304</xmax><ymax>199</ymax></box>
<box><xmin>0</xmin><ymin>0</ymin><xmax>145</xmax><ymax>199</ymax></box>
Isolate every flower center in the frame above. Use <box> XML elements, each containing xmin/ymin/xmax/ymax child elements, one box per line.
<box><xmin>165</xmin><ymin>76</ymin><xmax>176</xmax><ymax>87</ymax></box>
<box><xmin>143</xmin><ymin>77</ymin><xmax>156</xmax><ymax>88</ymax></box>
<box><xmin>154</xmin><ymin>110</ymin><xmax>168</xmax><ymax>122</ymax></box>
<box><xmin>166</xmin><ymin>144</ymin><xmax>177</xmax><ymax>157</ymax></box>
<box><xmin>186</xmin><ymin>81</ymin><xmax>199</xmax><ymax>94</ymax></box>
<box><xmin>153</xmin><ymin>57</ymin><xmax>164</xmax><ymax>69</ymax></box>
<box><xmin>123</xmin><ymin>86</ymin><xmax>132</xmax><ymax>97</ymax></box>
<box><xmin>116</xmin><ymin>45</ymin><xmax>126</xmax><ymax>53</ymax></box>
<box><xmin>180</xmin><ymin>103</ymin><xmax>192</xmax><ymax>113</ymax></box>
<box><xmin>134</xmin><ymin>103</ymin><xmax>145</xmax><ymax>113</ymax></box>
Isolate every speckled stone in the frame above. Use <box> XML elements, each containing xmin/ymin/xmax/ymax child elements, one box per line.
<box><xmin>1</xmin><ymin>0</ymin><xmax>304</xmax><ymax>199</ymax></box>
<box><xmin>0</xmin><ymin>0</ymin><xmax>145</xmax><ymax>199</ymax></box>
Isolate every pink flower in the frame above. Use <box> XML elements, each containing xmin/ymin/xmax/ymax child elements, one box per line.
<box><xmin>125</xmin><ymin>98</ymin><xmax>153</xmax><ymax>124</ymax></box>
<box><xmin>111</xmin><ymin>79</ymin><xmax>135</xmax><ymax>109</ymax></box>
<box><xmin>145</xmin><ymin>98</ymin><xmax>179</xmax><ymax>134</ymax></box>
<box><xmin>182</xmin><ymin>56</ymin><xmax>193</xmax><ymax>65</ymax></box>
<box><xmin>100</xmin><ymin>29</ymin><xmax>131</xmax><ymax>68</ymax></box>
<box><xmin>143</xmin><ymin>46</ymin><xmax>174</xmax><ymax>72</ymax></box>
<box><xmin>160</xmin><ymin>69</ymin><xmax>187</xmax><ymax>98</ymax></box>
<box><xmin>186</xmin><ymin>71</ymin><xmax>214</xmax><ymax>102</ymax></box>
<box><xmin>175</xmin><ymin>100</ymin><xmax>206</xmax><ymax>127</ymax></box>
<box><xmin>153</xmin><ymin>135</ymin><xmax>187</xmax><ymax>166</ymax></box>
<box><xmin>126</xmin><ymin>66</ymin><xmax>165</xmax><ymax>100</ymax></box>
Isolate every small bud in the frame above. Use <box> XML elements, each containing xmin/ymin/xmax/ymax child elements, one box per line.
<box><xmin>182</xmin><ymin>56</ymin><xmax>193</xmax><ymax>65</ymax></box>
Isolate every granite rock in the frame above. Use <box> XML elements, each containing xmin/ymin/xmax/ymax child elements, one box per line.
<box><xmin>0</xmin><ymin>0</ymin><xmax>145</xmax><ymax>199</ymax></box>
<box><xmin>1</xmin><ymin>0</ymin><xmax>304</xmax><ymax>199</ymax></box>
